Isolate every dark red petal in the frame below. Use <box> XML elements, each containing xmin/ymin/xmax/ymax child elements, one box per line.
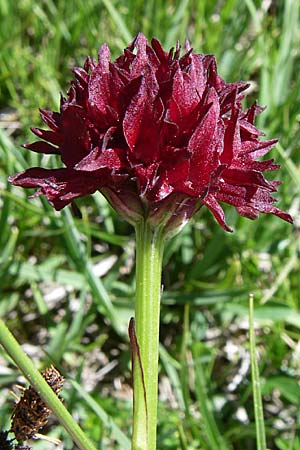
<box><xmin>151</xmin><ymin>38</ymin><xmax>169</xmax><ymax>65</ymax></box>
<box><xmin>75</xmin><ymin>147</ymin><xmax>124</xmax><ymax>171</ymax></box>
<box><xmin>202</xmin><ymin>193</ymin><xmax>232</xmax><ymax>232</ymax></box>
<box><xmin>134</xmin><ymin>163</ymin><xmax>158</xmax><ymax>195</ymax></box>
<box><xmin>168</xmin><ymin>69</ymin><xmax>200</xmax><ymax>125</ymax></box>
<box><xmin>31</xmin><ymin>127</ymin><xmax>62</xmax><ymax>146</ymax></box>
<box><xmin>84</xmin><ymin>56</ymin><xmax>96</xmax><ymax>71</ymax></box>
<box><xmin>259</xmin><ymin>207</ymin><xmax>293</xmax><ymax>223</ymax></box>
<box><xmin>152</xmin><ymin>179</ymin><xmax>174</xmax><ymax>201</ymax></box>
<box><xmin>188</xmin><ymin>88</ymin><xmax>221</xmax><ymax>191</ymax></box>
<box><xmin>98</xmin><ymin>43</ymin><xmax>110</xmax><ymax>71</ymax></box>
<box><xmin>123</xmin><ymin>64</ymin><xmax>159</xmax><ymax>161</ymax></box>
<box><xmin>247</xmin><ymin>188</ymin><xmax>293</xmax><ymax>222</ymax></box>
<box><xmin>237</xmin><ymin>203</ymin><xmax>292</xmax><ymax>224</ymax></box>
<box><xmin>72</xmin><ymin>66</ymin><xmax>89</xmax><ymax>85</ymax></box>
<box><xmin>22</xmin><ymin>141</ymin><xmax>60</xmax><ymax>155</ymax></box>
<box><xmin>101</xmin><ymin>126</ymin><xmax>117</xmax><ymax>151</ymax></box>
<box><xmin>219</xmin><ymin>82</ymin><xmax>249</xmax><ymax>115</ymax></box>
<box><xmin>60</xmin><ymin>106</ymin><xmax>90</xmax><ymax>167</ymax></box>
<box><xmin>222</xmin><ymin>168</ymin><xmax>274</xmax><ymax>190</ymax></box>
<box><xmin>39</xmin><ymin>109</ymin><xmax>61</xmax><ymax>131</ymax></box>
<box><xmin>239</xmin><ymin>119</ymin><xmax>265</xmax><ymax>137</ymax></box>
<box><xmin>88</xmin><ymin>46</ymin><xmax>111</xmax><ymax>118</ymax></box>
<box><xmin>166</xmin><ymin>160</ymin><xmax>190</xmax><ymax>188</ymax></box>
<box><xmin>9</xmin><ymin>167</ymin><xmax>104</xmax><ymax>210</ymax></box>
<box><xmin>239</xmin><ymin>159</ymin><xmax>280</xmax><ymax>172</ymax></box>
<box><xmin>241</xmin><ymin>139</ymin><xmax>278</xmax><ymax>159</ymax></box>
<box><xmin>221</xmin><ymin>100</ymin><xmax>240</xmax><ymax>164</ymax></box>
<box><xmin>215</xmin><ymin>186</ymin><xmax>248</xmax><ymax>208</ymax></box>
<box><xmin>130</xmin><ymin>33</ymin><xmax>149</xmax><ymax>77</ymax></box>
<box><xmin>73</xmin><ymin>127</ymin><xmax>123</xmax><ymax>172</ymax></box>
<box><xmin>188</xmin><ymin>54</ymin><xmax>214</xmax><ymax>98</ymax></box>
<box><xmin>241</xmin><ymin>101</ymin><xmax>265</xmax><ymax>124</ymax></box>
<box><xmin>235</xmin><ymin>205</ymin><xmax>259</xmax><ymax>219</ymax></box>
<box><xmin>74</xmin><ymin>126</ymin><xmax>122</xmax><ymax>173</ymax></box>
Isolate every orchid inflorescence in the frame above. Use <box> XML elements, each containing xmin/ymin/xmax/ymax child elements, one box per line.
<box><xmin>9</xmin><ymin>33</ymin><xmax>292</xmax><ymax>234</ymax></box>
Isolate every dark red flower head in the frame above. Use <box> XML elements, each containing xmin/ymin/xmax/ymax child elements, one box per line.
<box><xmin>9</xmin><ymin>33</ymin><xmax>292</xmax><ymax>233</ymax></box>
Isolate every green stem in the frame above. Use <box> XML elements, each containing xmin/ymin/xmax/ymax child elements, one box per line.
<box><xmin>0</xmin><ymin>318</ymin><xmax>97</xmax><ymax>450</ymax></box>
<box><xmin>132</xmin><ymin>220</ymin><xmax>165</xmax><ymax>450</ymax></box>
<box><xmin>249</xmin><ymin>294</ymin><xmax>267</xmax><ymax>450</ymax></box>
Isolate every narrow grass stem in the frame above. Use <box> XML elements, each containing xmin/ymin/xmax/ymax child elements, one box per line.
<box><xmin>132</xmin><ymin>220</ymin><xmax>165</xmax><ymax>450</ymax></box>
<box><xmin>192</xmin><ymin>344</ymin><xmax>229</xmax><ymax>450</ymax></box>
<box><xmin>249</xmin><ymin>294</ymin><xmax>267</xmax><ymax>450</ymax></box>
<box><xmin>0</xmin><ymin>318</ymin><xmax>97</xmax><ymax>450</ymax></box>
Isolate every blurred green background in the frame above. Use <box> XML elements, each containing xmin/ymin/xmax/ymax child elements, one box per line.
<box><xmin>0</xmin><ymin>0</ymin><xmax>299</xmax><ymax>449</ymax></box>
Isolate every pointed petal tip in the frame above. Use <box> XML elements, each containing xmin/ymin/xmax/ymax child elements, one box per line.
<box><xmin>7</xmin><ymin>173</ymin><xmax>17</xmax><ymax>183</ymax></box>
<box><xmin>225</xmin><ymin>225</ymin><xmax>234</xmax><ymax>232</ymax></box>
<box><xmin>278</xmin><ymin>211</ymin><xmax>293</xmax><ymax>224</ymax></box>
<box><xmin>8</xmin><ymin>170</ymin><xmax>28</xmax><ymax>185</ymax></box>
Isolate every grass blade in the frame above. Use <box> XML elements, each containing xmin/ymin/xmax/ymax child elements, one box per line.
<box><xmin>70</xmin><ymin>379</ymin><xmax>131</xmax><ymax>450</ymax></box>
<box><xmin>249</xmin><ymin>293</ymin><xmax>267</xmax><ymax>450</ymax></box>
<box><xmin>193</xmin><ymin>345</ymin><xmax>230</xmax><ymax>450</ymax></box>
<box><xmin>101</xmin><ymin>0</ymin><xmax>132</xmax><ymax>44</ymax></box>
<box><xmin>60</xmin><ymin>208</ymin><xmax>126</xmax><ymax>336</ymax></box>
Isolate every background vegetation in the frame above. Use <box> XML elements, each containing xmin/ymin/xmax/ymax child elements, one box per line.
<box><xmin>0</xmin><ymin>0</ymin><xmax>299</xmax><ymax>448</ymax></box>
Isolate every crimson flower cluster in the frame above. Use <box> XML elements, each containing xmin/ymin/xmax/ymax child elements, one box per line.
<box><xmin>9</xmin><ymin>33</ymin><xmax>292</xmax><ymax>232</ymax></box>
